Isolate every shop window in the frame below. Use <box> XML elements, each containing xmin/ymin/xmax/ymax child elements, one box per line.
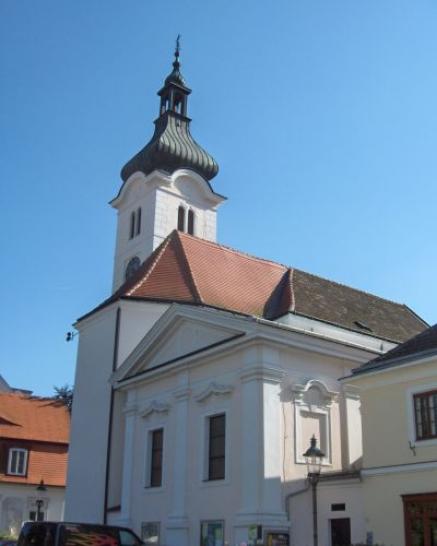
<box><xmin>141</xmin><ymin>523</ymin><xmax>160</xmax><ymax>546</ymax></box>
<box><xmin>200</xmin><ymin>521</ymin><xmax>224</xmax><ymax>546</ymax></box>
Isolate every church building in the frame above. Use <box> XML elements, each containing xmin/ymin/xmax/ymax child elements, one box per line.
<box><xmin>65</xmin><ymin>45</ymin><xmax>427</xmax><ymax>546</ymax></box>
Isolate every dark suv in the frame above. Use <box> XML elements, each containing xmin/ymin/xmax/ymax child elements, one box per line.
<box><xmin>18</xmin><ymin>522</ymin><xmax>142</xmax><ymax>546</ymax></box>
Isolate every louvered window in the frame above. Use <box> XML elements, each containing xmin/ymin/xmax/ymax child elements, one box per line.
<box><xmin>414</xmin><ymin>390</ymin><xmax>437</xmax><ymax>440</ymax></box>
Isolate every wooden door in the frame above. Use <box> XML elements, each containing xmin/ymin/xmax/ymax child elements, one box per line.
<box><xmin>403</xmin><ymin>493</ymin><xmax>437</xmax><ymax>546</ymax></box>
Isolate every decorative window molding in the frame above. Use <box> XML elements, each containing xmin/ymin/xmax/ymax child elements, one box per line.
<box><xmin>140</xmin><ymin>400</ymin><xmax>170</xmax><ymax>419</ymax></box>
<box><xmin>144</xmin><ymin>426</ymin><xmax>166</xmax><ymax>489</ymax></box>
<box><xmin>292</xmin><ymin>379</ymin><xmax>336</xmax><ymax>465</ymax></box>
<box><xmin>195</xmin><ymin>382</ymin><xmax>234</xmax><ymax>404</ymax></box>
<box><xmin>7</xmin><ymin>448</ymin><xmax>28</xmax><ymax>476</ymax></box>
<box><xmin>292</xmin><ymin>379</ymin><xmax>338</xmax><ymax>408</ymax></box>
<box><xmin>406</xmin><ymin>382</ymin><xmax>437</xmax><ymax>448</ymax></box>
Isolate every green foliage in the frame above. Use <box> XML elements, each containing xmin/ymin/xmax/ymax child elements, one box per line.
<box><xmin>0</xmin><ymin>531</ymin><xmax>17</xmax><ymax>539</ymax></box>
<box><xmin>53</xmin><ymin>384</ymin><xmax>73</xmax><ymax>412</ymax></box>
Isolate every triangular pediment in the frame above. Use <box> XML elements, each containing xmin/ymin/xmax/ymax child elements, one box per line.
<box><xmin>113</xmin><ymin>305</ymin><xmax>248</xmax><ymax>383</ymax></box>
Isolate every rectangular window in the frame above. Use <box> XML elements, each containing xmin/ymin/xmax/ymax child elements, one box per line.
<box><xmin>7</xmin><ymin>448</ymin><xmax>28</xmax><ymax>476</ymax></box>
<box><xmin>208</xmin><ymin>414</ymin><xmax>226</xmax><ymax>481</ymax></box>
<box><xmin>200</xmin><ymin>521</ymin><xmax>224</xmax><ymax>546</ymax></box>
<box><xmin>414</xmin><ymin>390</ymin><xmax>437</xmax><ymax>440</ymax></box>
<box><xmin>149</xmin><ymin>429</ymin><xmax>163</xmax><ymax>487</ymax></box>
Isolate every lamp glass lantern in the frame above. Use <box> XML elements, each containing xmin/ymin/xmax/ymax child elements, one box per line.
<box><xmin>303</xmin><ymin>435</ymin><xmax>325</xmax><ymax>476</ymax></box>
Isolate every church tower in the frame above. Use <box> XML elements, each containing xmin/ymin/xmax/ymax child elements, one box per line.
<box><xmin>111</xmin><ymin>39</ymin><xmax>226</xmax><ymax>291</ymax></box>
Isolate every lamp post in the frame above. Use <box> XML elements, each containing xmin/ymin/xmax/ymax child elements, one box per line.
<box><xmin>303</xmin><ymin>436</ymin><xmax>325</xmax><ymax>546</ymax></box>
<box><xmin>35</xmin><ymin>479</ymin><xmax>47</xmax><ymax>521</ymax></box>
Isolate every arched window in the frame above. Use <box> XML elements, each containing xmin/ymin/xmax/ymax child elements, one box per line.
<box><xmin>136</xmin><ymin>207</ymin><xmax>142</xmax><ymax>236</ymax></box>
<box><xmin>177</xmin><ymin>206</ymin><xmax>185</xmax><ymax>231</ymax></box>
<box><xmin>188</xmin><ymin>209</ymin><xmax>195</xmax><ymax>235</ymax></box>
<box><xmin>129</xmin><ymin>211</ymin><xmax>135</xmax><ymax>239</ymax></box>
<box><xmin>125</xmin><ymin>256</ymin><xmax>141</xmax><ymax>281</ymax></box>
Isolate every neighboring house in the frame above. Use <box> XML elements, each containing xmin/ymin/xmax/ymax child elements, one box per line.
<box><xmin>0</xmin><ymin>392</ymin><xmax>70</xmax><ymax>536</ymax></box>
<box><xmin>343</xmin><ymin>323</ymin><xmax>437</xmax><ymax>546</ymax></box>
<box><xmin>65</xmin><ymin>48</ymin><xmax>428</xmax><ymax>546</ymax></box>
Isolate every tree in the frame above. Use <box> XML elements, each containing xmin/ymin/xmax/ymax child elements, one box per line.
<box><xmin>53</xmin><ymin>384</ymin><xmax>73</xmax><ymax>412</ymax></box>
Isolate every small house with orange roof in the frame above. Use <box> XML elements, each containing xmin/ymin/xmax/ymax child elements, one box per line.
<box><xmin>0</xmin><ymin>391</ymin><xmax>69</xmax><ymax>536</ymax></box>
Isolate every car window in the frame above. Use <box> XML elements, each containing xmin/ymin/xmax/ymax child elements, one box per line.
<box><xmin>60</xmin><ymin>525</ymin><xmax>119</xmax><ymax>546</ymax></box>
<box><xmin>119</xmin><ymin>531</ymin><xmax>141</xmax><ymax>546</ymax></box>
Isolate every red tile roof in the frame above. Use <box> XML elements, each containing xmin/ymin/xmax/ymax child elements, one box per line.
<box><xmin>0</xmin><ymin>393</ymin><xmax>69</xmax><ymax>444</ymax></box>
<box><xmin>0</xmin><ymin>393</ymin><xmax>69</xmax><ymax>487</ymax></box>
<box><xmin>86</xmin><ymin>231</ymin><xmax>427</xmax><ymax>344</ymax></box>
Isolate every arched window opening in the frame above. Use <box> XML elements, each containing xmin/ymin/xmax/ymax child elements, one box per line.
<box><xmin>178</xmin><ymin>206</ymin><xmax>185</xmax><ymax>231</ymax></box>
<box><xmin>188</xmin><ymin>209</ymin><xmax>195</xmax><ymax>235</ymax></box>
<box><xmin>125</xmin><ymin>256</ymin><xmax>141</xmax><ymax>281</ymax></box>
<box><xmin>129</xmin><ymin>211</ymin><xmax>135</xmax><ymax>239</ymax></box>
<box><xmin>136</xmin><ymin>207</ymin><xmax>142</xmax><ymax>235</ymax></box>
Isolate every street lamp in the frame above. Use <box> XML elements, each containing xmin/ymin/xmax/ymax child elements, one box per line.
<box><xmin>35</xmin><ymin>479</ymin><xmax>47</xmax><ymax>521</ymax></box>
<box><xmin>303</xmin><ymin>436</ymin><xmax>325</xmax><ymax>546</ymax></box>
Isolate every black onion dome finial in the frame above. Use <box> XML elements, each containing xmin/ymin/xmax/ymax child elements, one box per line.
<box><xmin>165</xmin><ymin>34</ymin><xmax>186</xmax><ymax>87</ymax></box>
<box><xmin>120</xmin><ymin>40</ymin><xmax>219</xmax><ymax>183</ymax></box>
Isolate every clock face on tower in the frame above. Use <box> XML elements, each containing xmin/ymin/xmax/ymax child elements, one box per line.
<box><xmin>125</xmin><ymin>256</ymin><xmax>141</xmax><ymax>281</ymax></box>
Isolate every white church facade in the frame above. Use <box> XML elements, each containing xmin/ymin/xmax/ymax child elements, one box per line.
<box><xmin>65</xmin><ymin>45</ymin><xmax>427</xmax><ymax>546</ymax></box>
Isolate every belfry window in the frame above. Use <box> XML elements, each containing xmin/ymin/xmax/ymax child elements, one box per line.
<box><xmin>188</xmin><ymin>209</ymin><xmax>195</xmax><ymax>235</ymax></box>
<box><xmin>129</xmin><ymin>212</ymin><xmax>135</xmax><ymax>239</ymax></box>
<box><xmin>177</xmin><ymin>206</ymin><xmax>185</xmax><ymax>231</ymax></box>
<box><xmin>129</xmin><ymin>208</ymin><xmax>142</xmax><ymax>239</ymax></box>
<box><xmin>136</xmin><ymin>207</ymin><xmax>142</xmax><ymax>236</ymax></box>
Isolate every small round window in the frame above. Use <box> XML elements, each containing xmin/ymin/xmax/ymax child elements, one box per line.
<box><xmin>125</xmin><ymin>256</ymin><xmax>141</xmax><ymax>281</ymax></box>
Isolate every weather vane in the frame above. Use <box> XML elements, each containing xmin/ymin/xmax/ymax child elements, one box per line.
<box><xmin>175</xmin><ymin>34</ymin><xmax>181</xmax><ymax>61</ymax></box>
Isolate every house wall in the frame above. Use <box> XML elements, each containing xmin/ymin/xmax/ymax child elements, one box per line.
<box><xmin>362</xmin><ymin>470</ymin><xmax>437</xmax><ymax>546</ymax></box>
<box><xmin>359</xmin><ymin>364</ymin><xmax>437</xmax><ymax>469</ymax></box>
<box><xmin>108</xmin><ymin>315</ymin><xmax>375</xmax><ymax>546</ymax></box>
<box><xmin>65</xmin><ymin>301</ymin><xmax>168</xmax><ymax>523</ymax></box>
<box><xmin>0</xmin><ymin>483</ymin><xmax>64</xmax><ymax>536</ymax></box>
<box><xmin>346</xmin><ymin>357</ymin><xmax>437</xmax><ymax>546</ymax></box>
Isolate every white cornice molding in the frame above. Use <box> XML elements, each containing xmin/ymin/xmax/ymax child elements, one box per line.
<box><xmin>195</xmin><ymin>381</ymin><xmax>234</xmax><ymax>403</ymax></box>
<box><xmin>140</xmin><ymin>400</ymin><xmax>170</xmax><ymax>419</ymax></box>
<box><xmin>239</xmin><ymin>366</ymin><xmax>284</xmax><ymax>384</ymax></box>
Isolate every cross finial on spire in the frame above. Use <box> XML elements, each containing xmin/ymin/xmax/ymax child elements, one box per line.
<box><xmin>174</xmin><ymin>34</ymin><xmax>181</xmax><ymax>65</ymax></box>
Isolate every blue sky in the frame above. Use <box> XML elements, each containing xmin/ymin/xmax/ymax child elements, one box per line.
<box><xmin>1</xmin><ymin>0</ymin><xmax>437</xmax><ymax>396</ymax></box>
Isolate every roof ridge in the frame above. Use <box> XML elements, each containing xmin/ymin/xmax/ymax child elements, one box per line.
<box><xmin>174</xmin><ymin>231</ymin><xmax>203</xmax><ymax>303</ymax></box>
<box><xmin>180</xmin><ymin>233</ymin><xmax>410</xmax><ymax>309</ymax></box>
<box><xmin>178</xmin><ymin>232</ymin><xmax>288</xmax><ymax>270</ymax></box>
<box><xmin>289</xmin><ymin>268</ymin><xmax>296</xmax><ymax>313</ymax></box>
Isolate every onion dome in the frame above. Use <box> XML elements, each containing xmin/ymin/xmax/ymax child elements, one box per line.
<box><xmin>121</xmin><ymin>37</ymin><xmax>219</xmax><ymax>183</ymax></box>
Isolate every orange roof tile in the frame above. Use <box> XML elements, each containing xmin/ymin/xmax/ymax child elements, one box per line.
<box><xmin>0</xmin><ymin>443</ymin><xmax>68</xmax><ymax>487</ymax></box>
<box><xmin>85</xmin><ymin>231</ymin><xmax>427</xmax><ymax>344</ymax></box>
<box><xmin>0</xmin><ymin>393</ymin><xmax>70</xmax><ymax>444</ymax></box>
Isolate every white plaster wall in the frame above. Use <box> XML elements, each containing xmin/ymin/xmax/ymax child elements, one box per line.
<box><xmin>110</xmin><ymin>334</ymin><xmax>371</xmax><ymax>546</ymax></box>
<box><xmin>112</xmin><ymin>179</ymin><xmax>157</xmax><ymax>291</ymax></box>
<box><xmin>290</xmin><ymin>481</ymin><xmax>365</xmax><ymax>546</ymax></box>
<box><xmin>66</xmin><ymin>301</ymin><xmax>169</xmax><ymax>522</ymax></box>
<box><xmin>112</xmin><ymin>170</ymin><xmax>222</xmax><ymax>292</ymax></box>
<box><xmin>0</xmin><ymin>483</ymin><xmax>65</xmax><ymax>536</ymax></box>
<box><xmin>65</xmin><ymin>308</ymin><xmax>118</xmax><ymax>523</ymax></box>
<box><xmin>117</xmin><ymin>301</ymin><xmax>169</xmax><ymax>366</ymax></box>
